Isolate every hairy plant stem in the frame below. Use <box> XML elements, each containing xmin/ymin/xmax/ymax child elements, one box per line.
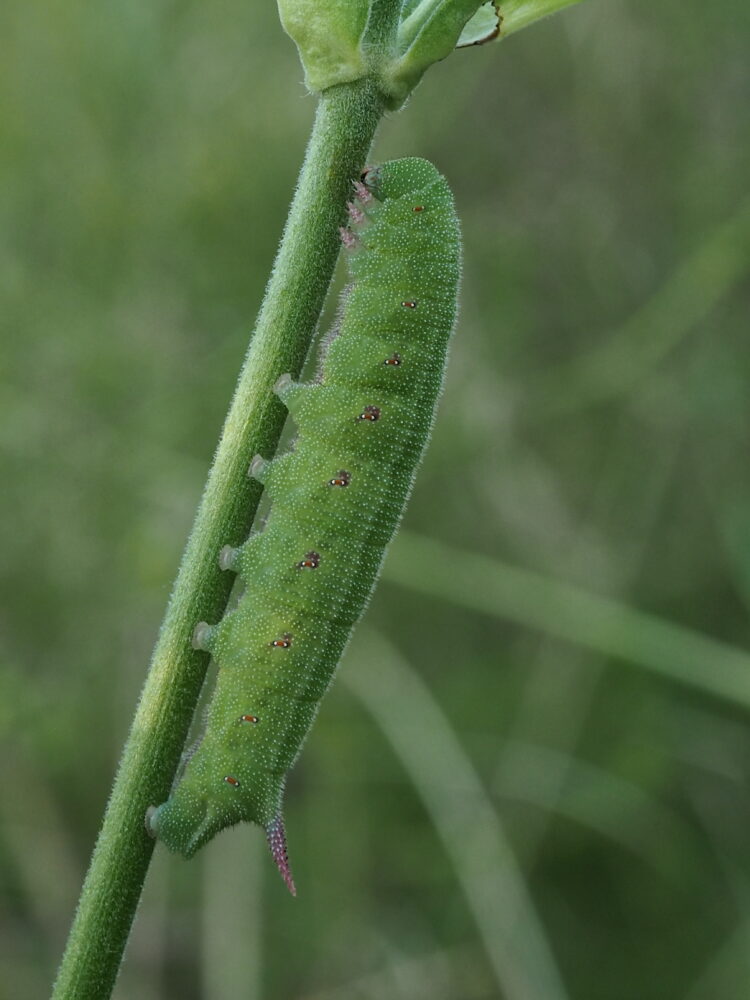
<box><xmin>52</xmin><ymin>75</ymin><xmax>385</xmax><ymax>1000</ymax></box>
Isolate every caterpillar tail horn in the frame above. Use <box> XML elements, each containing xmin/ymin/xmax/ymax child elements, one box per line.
<box><xmin>266</xmin><ymin>814</ymin><xmax>296</xmax><ymax>896</ymax></box>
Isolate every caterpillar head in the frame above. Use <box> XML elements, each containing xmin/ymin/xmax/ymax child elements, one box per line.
<box><xmin>361</xmin><ymin>158</ymin><xmax>442</xmax><ymax>202</ymax></box>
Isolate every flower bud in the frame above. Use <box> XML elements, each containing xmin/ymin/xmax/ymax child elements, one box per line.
<box><xmin>277</xmin><ymin>0</ymin><xmax>370</xmax><ymax>93</ymax></box>
<box><xmin>278</xmin><ymin>0</ymin><xmax>583</xmax><ymax>109</ymax></box>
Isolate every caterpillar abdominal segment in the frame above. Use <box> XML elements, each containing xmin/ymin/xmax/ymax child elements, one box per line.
<box><xmin>146</xmin><ymin>158</ymin><xmax>461</xmax><ymax>894</ymax></box>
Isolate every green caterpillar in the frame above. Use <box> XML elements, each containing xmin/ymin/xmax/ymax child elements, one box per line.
<box><xmin>146</xmin><ymin>158</ymin><xmax>461</xmax><ymax>893</ymax></box>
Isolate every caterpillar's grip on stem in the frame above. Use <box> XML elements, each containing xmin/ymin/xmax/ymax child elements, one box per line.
<box><xmin>146</xmin><ymin>158</ymin><xmax>461</xmax><ymax>892</ymax></box>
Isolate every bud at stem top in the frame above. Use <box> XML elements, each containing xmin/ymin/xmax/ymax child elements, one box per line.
<box><xmin>277</xmin><ymin>0</ymin><xmax>583</xmax><ymax>109</ymax></box>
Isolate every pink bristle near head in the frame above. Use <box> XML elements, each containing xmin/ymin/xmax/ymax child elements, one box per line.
<box><xmin>347</xmin><ymin>201</ymin><xmax>365</xmax><ymax>225</ymax></box>
<box><xmin>353</xmin><ymin>180</ymin><xmax>372</xmax><ymax>203</ymax></box>
<box><xmin>339</xmin><ymin>226</ymin><xmax>357</xmax><ymax>249</ymax></box>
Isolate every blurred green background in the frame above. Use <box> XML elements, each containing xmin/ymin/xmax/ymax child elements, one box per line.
<box><xmin>2</xmin><ymin>1</ymin><xmax>750</xmax><ymax>997</ymax></box>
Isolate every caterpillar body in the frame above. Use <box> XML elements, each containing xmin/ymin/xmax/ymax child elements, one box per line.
<box><xmin>146</xmin><ymin>158</ymin><xmax>461</xmax><ymax>894</ymax></box>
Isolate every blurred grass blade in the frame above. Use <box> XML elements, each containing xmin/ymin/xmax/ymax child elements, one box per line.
<box><xmin>382</xmin><ymin>532</ymin><xmax>750</xmax><ymax>709</ymax></box>
<box><xmin>345</xmin><ymin>628</ymin><xmax>570</xmax><ymax>1000</ymax></box>
<box><xmin>2</xmin><ymin>760</ymin><xmax>81</xmax><ymax>959</ymax></box>
<box><xmin>683</xmin><ymin>918</ymin><xmax>750</xmax><ymax>1000</ymax></box>
<box><xmin>201</xmin><ymin>830</ymin><xmax>263</xmax><ymax>1000</ymax></box>
<box><xmin>300</xmin><ymin>944</ymin><xmax>480</xmax><ymax>1000</ymax></box>
<box><xmin>525</xmin><ymin>196</ymin><xmax>750</xmax><ymax>418</ymax></box>
<box><xmin>495</xmin><ymin>740</ymin><xmax>697</xmax><ymax>879</ymax></box>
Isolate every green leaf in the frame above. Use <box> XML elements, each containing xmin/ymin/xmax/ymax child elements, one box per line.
<box><xmin>458</xmin><ymin>0</ymin><xmax>585</xmax><ymax>49</ymax></box>
<box><xmin>457</xmin><ymin>1</ymin><xmax>501</xmax><ymax>46</ymax></box>
<box><xmin>383</xmin><ymin>0</ymin><xmax>485</xmax><ymax>106</ymax></box>
<box><xmin>498</xmin><ymin>0</ymin><xmax>583</xmax><ymax>37</ymax></box>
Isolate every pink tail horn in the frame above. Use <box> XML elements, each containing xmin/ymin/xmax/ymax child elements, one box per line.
<box><xmin>266</xmin><ymin>815</ymin><xmax>297</xmax><ymax>896</ymax></box>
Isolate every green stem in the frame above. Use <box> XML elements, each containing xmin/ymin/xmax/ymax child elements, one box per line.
<box><xmin>52</xmin><ymin>75</ymin><xmax>385</xmax><ymax>1000</ymax></box>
